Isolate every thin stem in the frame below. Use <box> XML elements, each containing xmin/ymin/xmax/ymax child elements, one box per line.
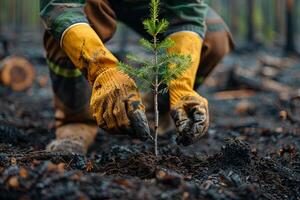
<box><xmin>153</xmin><ymin>35</ymin><xmax>159</xmax><ymax>157</ymax></box>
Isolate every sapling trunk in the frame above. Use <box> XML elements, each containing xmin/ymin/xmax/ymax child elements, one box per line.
<box><xmin>154</xmin><ymin>82</ymin><xmax>158</xmax><ymax>156</ymax></box>
<box><xmin>153</xmin><ymin>36</ymin><xmax>159</xmax><ymax>157</ymax></box>
<box><xmin>118</xmin><ymin>0</ymin><xmax>191</xmax><ymax>157</ymax></box>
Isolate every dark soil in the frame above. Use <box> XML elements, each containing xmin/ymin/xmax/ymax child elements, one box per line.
<box><xmin>0</xmin><ymin>52</ymin><xmax>300</xmax><ymax>200</ymax></box>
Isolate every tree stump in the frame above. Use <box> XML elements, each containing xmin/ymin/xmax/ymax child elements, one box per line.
<box><xmin>0</xmin><ymin>56</ymin><xmax>35</xmax><ymax>91</ymax></box>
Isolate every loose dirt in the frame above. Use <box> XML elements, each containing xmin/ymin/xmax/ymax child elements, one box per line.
<box><xmin>0</xmin><ymin>52</ymin><xmax>299</xmax><ymax>199</ymax></box>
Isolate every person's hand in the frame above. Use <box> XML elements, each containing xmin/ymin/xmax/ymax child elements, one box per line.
<box><xmin>166</xmin><ymin>31</ymin><xmax>209</xmax><ymax>145</ymax></box>
<box><xmin>170</xmin><ymin>92</ymin><xmax>209</xmax><ymax>146</ymax></box>
<box><xmin>90</xmin><ymin>68</ymin><xmax>151</xmax><ymax>141</ymax></box>
<box><xmin>59</xmin><ymin>24</ymin><xmax>151</xmax><ymax>140</ymax></box>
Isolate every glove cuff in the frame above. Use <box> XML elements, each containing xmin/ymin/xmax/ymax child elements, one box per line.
<box><xmin>94</xmin><ymin>68</ymin><xmax>136</xmax><ymax>90</ymax></box>
<box><xmin>167</xmin><ymin>31</ymin><xmax>203</xmax><ymax>107</ymax></box>
<box><xmin>61</xmin><ymin>24</ymin><xmax>118</xmax><ymax>84</ymax></box>
<box><xmin>169</xmin><ymin>83</ymin><xmax>198</xmax><ymax>107</ymax></box>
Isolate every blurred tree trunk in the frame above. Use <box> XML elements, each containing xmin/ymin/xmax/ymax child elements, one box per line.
<box><xmin>230</xmin><ymin>0</ymin><xmax>238</xmax><ymax>36</ymax></box>
<box><xmin>275</xmin><ymin>0</ymin><xmax>283</xmax><ymax>35</ymax></box>
<box><xmin>247</xmin><ymin>0</ymin><xmax>255</xmax><ymax>43</ymax></box>
<box><xmin>285</xmin><ymin>0</ymin><xmax>297</xmax><ymax>53</ymax></box>
<box><xmin>0</xmin><ymin>2</ymin><xmax>8</xmax><ymax>58</ymax></box>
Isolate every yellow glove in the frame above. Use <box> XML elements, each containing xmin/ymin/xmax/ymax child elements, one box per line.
<box><xmin>167</xmin><ymin>31</ymin><xmax>209</xmax><ymax>145</ymax></box>
<box><xmin>61</xmin><ymin>24</ymin><xmax>150</xmax><ymax>140</ymax></box>
<box><xmin>61</xmin><ymin>24</ymin><xmax>117</xmax><ymax>84</ymax></box>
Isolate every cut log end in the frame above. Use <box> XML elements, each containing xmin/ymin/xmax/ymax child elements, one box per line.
<box><xmin>0</xmin><ymin>56</ymin><xmax>35</xmax><ymax>91</ymax></box>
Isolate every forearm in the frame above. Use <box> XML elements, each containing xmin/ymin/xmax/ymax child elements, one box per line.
<box><xmin>40</xmin><ymin>1</ymin><xmax>117</xmax><ymax>84</ymax></box>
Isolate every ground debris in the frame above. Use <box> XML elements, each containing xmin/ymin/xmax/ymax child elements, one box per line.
<box><xmin>0</xmin><ymin>52</ymin><xmax>300</xmax><ymax>199</ymax></box>
<box><xmin>0</xmin><ymin>123</ymin><xmax>28</xmax><ymax>144</ymax></box>
<box><xmin>221</xmin><ymin>138</ymin><xmax>252</xmax><ymax>166</ymax></box>
<box><xmin>156</xmin><ymin>168</ymin><xmax>183</xmax><ymax>187</ymax></box>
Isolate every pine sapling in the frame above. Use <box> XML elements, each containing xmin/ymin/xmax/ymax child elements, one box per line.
<box><xmin>118</xmin><ymin>0</ymin><xmax>191</xmax><ymax>156</ymax></box>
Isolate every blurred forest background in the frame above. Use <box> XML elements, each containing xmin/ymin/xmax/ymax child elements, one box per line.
<box><xmin>0</xmin><ymin>0</ymin><xmax>300</xmax><ymax>58</ymax></box>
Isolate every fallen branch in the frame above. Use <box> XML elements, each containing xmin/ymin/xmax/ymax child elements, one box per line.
<box><xmin>231</xmin><ymin>67</ymin><xmax>294</xmax><ymax>95</ymax></box>
<box><xmin>214</xmin><ymin>89</ymin><xmax>256</xmax><ymax>100</ymax></box>
<box><xmin>259</xmin><ymin>55</ymin><xmax>296</xmax><ymax>69</ymax></box>
<box><xmin>0</xmin><ymin>151</ymin><xmax>86</xmax><ymax>168</ymax></box>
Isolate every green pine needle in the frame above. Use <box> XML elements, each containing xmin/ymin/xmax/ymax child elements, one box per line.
<box><xmin>157</xmin><ymin>38</ymin><xmax>175</xmax><ymax>50</ymax></box>
<box><xmin>139</xmin><ymin>38</ymin><xmax>154</xmax><ymax>51</ymax></box>
<box><xmin>150</xmin><ymin>0</ymin><xmax>159</xmax><ymax>23</ymax></box>
<box><xmin>155</xmin><ymin>19</ymin><xmax>169</xmax><ymax>34</ymax></box>
<box><xmin>126</xmin><ymin>54</ymin><xmax>151</xmax><ymax>66</ymax></box>
<box><xmin>143</xmin><ymin>19</ymin><xmax>156</xmax><ymax>36</ymax></box>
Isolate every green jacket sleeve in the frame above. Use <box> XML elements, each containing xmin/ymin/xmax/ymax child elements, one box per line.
<box><xmin>40</xmin><ymin>0</ymin><xmax>88</xmax><ymax>41</ymax></box>
<box><xmin>164</xmin><ymin>0</ymin><xmax>208</xmax><ymax>39</ymax></box>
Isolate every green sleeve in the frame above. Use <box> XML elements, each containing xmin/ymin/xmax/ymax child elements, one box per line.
<box><xmin>40</xmin><ymin>0</ymin><xmax>88</xmax><ymax>41</ymax></box>
<box><xmin>164</xmin><ymin>0</ymin><xmax>208</xmax><ymax>38</ymax></box>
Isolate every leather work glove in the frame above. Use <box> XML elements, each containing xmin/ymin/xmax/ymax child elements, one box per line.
<box><xmin>61</xmin><ymin>24</ymin><xmax>150</xmax><ymax>140</ymax></box>
<box><xmin>167</xmin><ymin>31</ymin><xmax>209</xmax><ymax>146</ymax></box>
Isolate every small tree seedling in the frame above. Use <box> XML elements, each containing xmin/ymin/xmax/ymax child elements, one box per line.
<box><xmin>118</xmin><ymin>0</ymin><xmax>191</xmax><ymax>156</ymax></box>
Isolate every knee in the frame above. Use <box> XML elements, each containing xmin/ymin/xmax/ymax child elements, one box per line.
<box><xmin>85</xmin><ymin>0</ymin><xmax>117</xmax><ymax>42</ymax></box>
<box><xmin>204</xmin><ymin>31</ymin><xmax>234</xmax><ymax>60</ymax></box>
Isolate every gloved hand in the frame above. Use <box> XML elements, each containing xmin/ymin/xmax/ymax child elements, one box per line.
<box><xmin>90</xmin><ymin>68</ymin><xmax>150</xmax><ymax>140</ymax></box>
<box><xmin>167</xmin><ymin>31</ymin><xmax>209</xmax><ymax>145</ymax></box>
<box><xmin>61</xmin><ymin>24</ymin><xmax>150</xmax><ymax>140</ymax></box>
<box><xmin>170</xmin><ymin>93</ymin><xmax>209</xmax><ymax>146</ymax></box>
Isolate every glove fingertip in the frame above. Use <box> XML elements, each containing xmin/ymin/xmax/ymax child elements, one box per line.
<box><xmin>128</xmin><ymin>109</ymin><xmax>152</xmax><ymax>141</ymax></box>
<box><xmin>138</xmin><ymin>121</ymin><xmax>152</xmax><ymax>141</ymax></box>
